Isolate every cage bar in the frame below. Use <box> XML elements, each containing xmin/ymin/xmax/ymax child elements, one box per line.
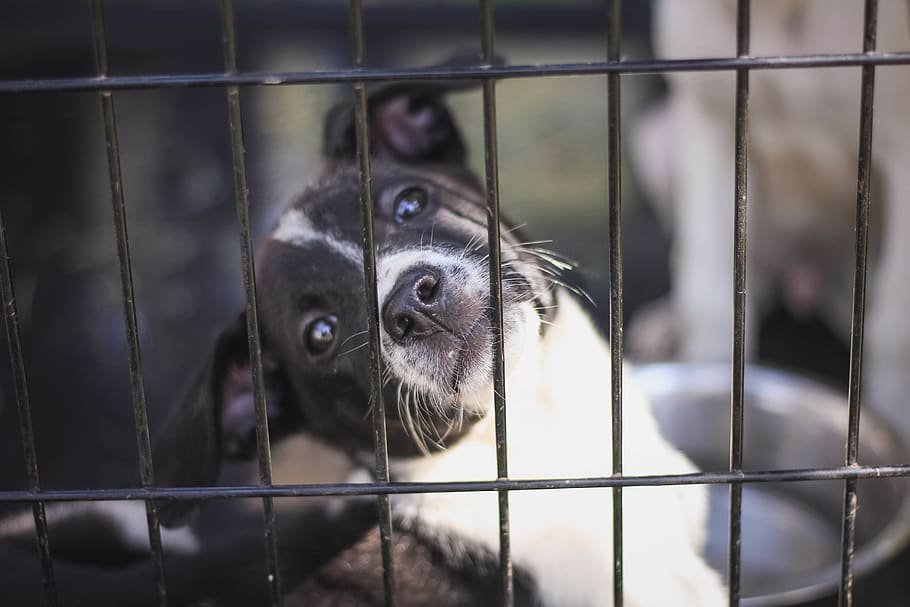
<box><xmin>89</xmin><ymin>2</ymin><xmax>168</xmax><ymax>604</ymax></box>
<box><xmin>606</xmin><ymin>1</ymin><xmax>624</xmax><ymax>605</ymax></box>
<box><xmin>0</xmin><ymin>209</ymin><xmax>57</xmax><ymax>605</ymax></box>
<box><xmin>838</xmin><ymin>1</ymin><xmax>878</xmax><ymax>605</ymax></box>
<box><xmin>479</xmin><ymin>1</ymin><xmax>514</xmax><ymax>605</ymax></box>
<box><xmin>347</xmin><ymin>1</ymin><xmax>397</xmax><ymax>604</ymax></box>
<box><xmin>0</xmin><ymin>3</ymin><xmax>906</xmax><ymax>606</ymax></box>
<box><xmin>727</xmin><ymin>1</ymin><xmax>750</xmax><ymax>605</ymax></box>
<box><xmin>3</xmin><ymin>462</ymin><xmax>910</xmax><ymax>504</ymax></box>
<box><xmin>3</xmin><ymin>53</ymin><xmax>910</xmax><ymax>95</ymax></box>
<box><xmin>218</xmin><ymin>2</ymin><xmax>283</xmax><ymax>605</ymax></box>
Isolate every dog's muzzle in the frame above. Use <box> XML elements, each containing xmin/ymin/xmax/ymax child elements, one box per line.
<box><xmin>382</xmin><ymin>266</ymin><xmax>446</xmax><ymax>341</ymax></box>
<box><xmin>381</xmin><ymin>264</ymin><xmax>488</xmax><ymax>391</ymax></box>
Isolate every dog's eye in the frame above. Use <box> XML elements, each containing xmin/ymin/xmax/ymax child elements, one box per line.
<box><xmin>393</xmin><ymin>187</ymin><xmax>428</xmax><ymax>223</ymax></box>
<box><xmin>305</xmin><ymin>315</ymin><xmax>338</xmax><ymax>355</ymax></box>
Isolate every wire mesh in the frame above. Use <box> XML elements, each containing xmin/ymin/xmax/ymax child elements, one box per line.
<box><xmin>0</xmin><ymin>2</ymin><xmax>905</xmax><ymax>606</ymax></box>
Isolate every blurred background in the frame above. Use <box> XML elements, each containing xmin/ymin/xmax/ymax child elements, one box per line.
<box><xmin>0</xmin><ymin>1</ymin><xmax>889</xmax><ymax>605</ymax></box>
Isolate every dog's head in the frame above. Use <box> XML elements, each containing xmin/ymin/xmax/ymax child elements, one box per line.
<box><xmin>154</xmin><ymin>67</ymin><xmax>561</xmax><ymax>525</ymax></box>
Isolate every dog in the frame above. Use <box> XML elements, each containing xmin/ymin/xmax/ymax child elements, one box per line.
<box><xmin>142</xmin><ymin>66</ymin><xmax>727</xmax><ymax>606</ymax></box>
<box><xmin>155</xmin><ymin>70</ymin><xmax>725</xmax><ymax>606</ymax></box>
<box><xmin>629</xmin><ymin>0</ymin><xmax>910</xmax><ymax>432</ymax></box>
<box><xmin>0</xmin><ymin>66</ymin><xmax>725</xmax><ymax>606</ymax></box>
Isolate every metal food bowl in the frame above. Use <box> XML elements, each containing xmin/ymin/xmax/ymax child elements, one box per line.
<box><xmin>633</xmin><ymin>363</ymin><xmax>910</xmax><ymax>606</ymax></box>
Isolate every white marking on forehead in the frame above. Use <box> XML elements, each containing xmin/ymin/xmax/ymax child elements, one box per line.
<box><xmin>272</xmin><ymin>208</ymin><xmax>363</xmax><ymax>267</ymax></box>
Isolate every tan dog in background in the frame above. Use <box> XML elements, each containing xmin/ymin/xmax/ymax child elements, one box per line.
<box><xmin>630</xmin><ymin>0</ymin><xmax>910</xmax><ymax>432</ymax></box>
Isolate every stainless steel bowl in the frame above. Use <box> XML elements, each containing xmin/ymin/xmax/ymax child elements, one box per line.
<box><xmin>633</xmin><ymin>363</ymin><xmax>910</xmax><ymax>606</ymax></box>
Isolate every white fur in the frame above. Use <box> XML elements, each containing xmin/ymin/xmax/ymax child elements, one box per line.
<box><xmin>376</xmin><ymin>248</ymin><xmax>488</xmax><ymax>317</ymax></box>
<box><xmin>273</xmin><ymin>208</ymin><xmax>363</xmax><ymax>266</ymax></box>
<box><xmin>376</xmin><ymin>247</ymin><xmax>531</xmax><ymax>410</ymax></box>
<box><xmin>631</xmin><ymin>0</ymin><xmax>910</xmax><ymax>434</ymax></box>
<box><xmin>390</xmin><ymin>292</ymin><xmax>726</xmax><ymax>606</ymax></box>
<box><xmin>0</xmin><ymin>501</ymin><xmax>199</xmax><ymax>554</ymax></box>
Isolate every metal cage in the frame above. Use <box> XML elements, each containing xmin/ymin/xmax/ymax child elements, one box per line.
<box><xmin>1</xmin><ymin>1</ymin><xmax>909</xmax><ymax>606</ymax></box>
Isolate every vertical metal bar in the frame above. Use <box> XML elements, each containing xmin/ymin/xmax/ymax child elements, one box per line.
<box><xmin>728</xmin><ymin>1</ymin><xmax>750</xmax><ymax>605</ymax></box>
<box><xmin>218</xmin><ymin>2</ymin><xmax>282</xmax><ymax>605</ymax></box>
<box><xmin>0</xmin><ymin>209</ymin><xmax>57</xmax><ymax>606</ymax></box>
<box><xmin>348</xmin><ymin>2</ymin><xmax>396</xmax><ymax>605</ymax></box>
<box><xmin>838</xmin><ymin>2</ymin><xmax>878</xmax><ymax>605</ymax></box>
<box><xmin>89</xmin><ymin>3</ymin><xmax>167</xmax><ymax>605</ymax></box>
<box><xmin>606</xmin><ymin>1</ymin><xmax>623</xmax><ymax>605</ymax></box>
<box><xmin>480</xmin><ymin>1</ymin><xmax>513</xmax><ymax>605</ymax></box>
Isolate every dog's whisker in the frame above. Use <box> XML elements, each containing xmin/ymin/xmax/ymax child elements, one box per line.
<box><xmin>506</xmin><ymin>240</ymin><xmax>578</xmax><ymax>261</ymax></box>
<box><xmin>394</xmin><ymin>380</ymin><xmax>407</xmax><ymax>433</ymax></box>
<box><xmin>338</xmin><ymin>329</ymin><xmax>369</xmax><ymax>348</ymax></box>
<box><xmin>443</xmin><ymin>205</ymin><xmax>490</xmax><ymax>232</ymax></box>
<box><xmin>459</xmin><ymin>232</ymin><xmax>484</xmax><ymax>261</ymax></box>
<box><xmin>404</xmin><ymin>384</ymin><xmax>433</xmax><ymax>456</ymax></box>
<box><xmin>381</xmin><ymin>365</ymin><xmax>394</xmax><ymax>387</ymax></box>
<box><xmin>336</xmin><ymin>340</ymin><xmax>370</xmax><ymax>359</ymax></box>
<box><xmin>545</xmin><ymin>277</ymin><xmax>594</xmax><ymax>306</ymax></box>
<box><xmin>507</xmin><ymin>239</ymin><xmax>554</xmax><ymax>248</ymax></box>
<box><xmin>509</xmin><ymin>246</ymin><xmax>578</xmax><ymax>272</ymax></box>
<box><xmin>361</xmin><ymin>391</ymin><xmax>377</xmax><ymax>422</ymax></box>
<box><xmin>502</xmin><ymin>222</ymin><xmax>527</xmax><ymax>234</ymax></box>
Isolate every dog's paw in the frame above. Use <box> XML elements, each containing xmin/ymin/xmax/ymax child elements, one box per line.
<box><xmin>627</xmin><ymin>297</ymin><xmax>680</xmax><ymax>361</ymax></box>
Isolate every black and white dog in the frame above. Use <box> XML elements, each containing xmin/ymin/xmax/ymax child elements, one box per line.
<box><xmin>150</xmin><ymin>74</ymin><xmax>726</xmax><ymax>606</ymax></box>
<box><xmin>1</xmin><ymin>72</ymin><xmax>724</xmax><ymax>606</ymax></box>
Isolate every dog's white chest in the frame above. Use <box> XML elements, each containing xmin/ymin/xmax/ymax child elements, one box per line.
<box><xmin>390</xmin><ymin>295</ymin><xmax>725</xmax><ymax>606</ymax></box>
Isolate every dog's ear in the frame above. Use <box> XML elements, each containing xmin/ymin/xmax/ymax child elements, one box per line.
<box><xmin>152</xmin><ymin>313</ymin><xmax>298</xmax><ymax>527</ymax></box>
<box><xmin>323</xmin><ymin>52</ymin><xmax>495</xmax><ymax>165</ymax></box>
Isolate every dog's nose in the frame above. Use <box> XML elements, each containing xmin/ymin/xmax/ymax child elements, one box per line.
<box><xmin>382</xmin><ymin>267</ymin><xmax>442</xmax><ymax>342</ymax></box>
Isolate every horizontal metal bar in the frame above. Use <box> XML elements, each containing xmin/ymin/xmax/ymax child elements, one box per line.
<box><xmin>2</xmin><ymin>52</ymin><xmax>910</xmax><ymax>94</ymax></box>
<box><xmin>1</xmin><ymin>464</ymin><xmax>909</xmax><ymax>503</ymax></box>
